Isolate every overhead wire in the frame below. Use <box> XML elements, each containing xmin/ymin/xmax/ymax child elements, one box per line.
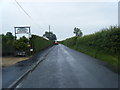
<box><xmin>14</xmin><ymin>0</ymin><xmax>44</xmax><ymax>30</ymax></box>
<box><xmin>14</xmin><ymin>0</ymin><xmax>31</xmax><ymax>19</ymax></box>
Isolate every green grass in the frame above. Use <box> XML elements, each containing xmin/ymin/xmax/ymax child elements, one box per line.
<box><xmin>79</xmin><ymin>45</ymin><xmax>118</xmax><ymax>66</ymax></box>
<box><xmin>65</xmin><ymin>44</ymin><xmax>119</xmax><ymax>72</ymax></box>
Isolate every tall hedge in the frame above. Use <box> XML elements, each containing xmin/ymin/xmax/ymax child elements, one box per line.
<box><xmin>62</xmin><ymin>26</ymin><xmax>120</xmax><ymax>66</ymax></box>
<box><xmin>30</xmin><ymin>35</ymin><xmax>53</xmax><ymax>53</ymax></box>
<box><xmin>77</xmin><ymin>27</ymin><xmax>120</xmax><ymax>55</ymax></box>
<box><xmin>76</xmin><ymin>26</ymin><xmax>120</xmax><ymax>56</ymax></box>
<box><xmin>63</xmin><ymin>26</ymin><xmax>120</xmax><ymax>56</ymax></box>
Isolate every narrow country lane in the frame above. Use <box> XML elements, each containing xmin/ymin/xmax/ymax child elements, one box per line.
<box><xmin>17</xmin><ymin>44</ymin><xmax>118</xmax><ymax>88</ymax></box>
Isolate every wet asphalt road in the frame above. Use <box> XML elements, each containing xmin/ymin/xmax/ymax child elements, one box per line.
<box><xmin>17</xmin><ymin>44</ymin><xmax>118</xmax><ymax>88</ymax></box>
<box><xmin>2</xmin><ymin>47</ymin><xmax>53</xmax><ymax>88</ymax></box>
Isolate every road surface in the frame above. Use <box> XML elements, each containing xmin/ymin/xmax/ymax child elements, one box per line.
<box><xmin>16</xmin><ymin>44</ymin><xmax>118</xmax><ymax>88</ymax></box>
<box><xmin>2</xmin><ymin>47</ymin><xmax>53</xmax><ymax>88</ymax></box>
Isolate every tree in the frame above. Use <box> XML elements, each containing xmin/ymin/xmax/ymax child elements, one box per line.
<box><xmin>51</xmin><ymin>34</ymin><xmax>57</xmax><ymax>40</ymax></box>
<box><xmin>43</xmin><ymin>31</ymin><xmax>57</xmax><ymax>41</ymax></box>
<box><xmin>2</xmin><ymin>32</ymin><xmax>15</xmax><ymax>55</ymax></box>
<box><xmin>73</xmin><ymin>27</ymin><xmax>83</xmax><ymax>37</ymax></box>
<box><xmin>6</xmin><ymin>32</ymin><xmax>14</xmax><ymax>40</ymax></box>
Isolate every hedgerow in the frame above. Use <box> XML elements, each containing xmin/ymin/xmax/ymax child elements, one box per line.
<box><xmin>62</xmin><ymin>26</ymin><xmax>120</xmax><ymax>67</ymax></box>
<box><xmin>30</xmin><ymin>35</ymin><xmax>53</xmax><ymax>53</ymax></box>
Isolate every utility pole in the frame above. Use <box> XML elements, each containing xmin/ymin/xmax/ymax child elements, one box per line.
<box><xmin>49</xmin><ymin>25</ymin><xmax>50</xmax><ymax>39</ymax></box>
<box><xmin>49</xmin><ymin>25</ymin><xmax>50</xmax><ymax>33</ymax></box>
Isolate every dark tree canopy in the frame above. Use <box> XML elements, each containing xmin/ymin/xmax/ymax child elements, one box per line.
<box><xmin>43</xmin><ymin>31</ymin><xmax>57</xmax><ymax>41</ymax></box>
<box><xmin>2</xmin><ymin>32</ymin><xmax>15</xmax><ymax>55</ymax></box>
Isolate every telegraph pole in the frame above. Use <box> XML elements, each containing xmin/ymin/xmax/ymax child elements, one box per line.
<box><xmin>49</xmin><ymin>25</ymin><xmax>50</xmax><ymax>33</ymax></box>
<box><xmin>49</xmin><ymin>25</ymin><xmax>50</xmax><ymax>39</ymax></box>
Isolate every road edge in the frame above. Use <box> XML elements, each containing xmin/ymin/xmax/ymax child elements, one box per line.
<box><xmin>7</xmin><ymin>46</ymin><xmax>55</xmax><ymax>89</ymax></box>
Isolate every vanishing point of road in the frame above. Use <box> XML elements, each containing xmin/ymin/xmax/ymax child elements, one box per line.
<box><xmin>17</xmin><ymin>44</ymin><xmax>118</xmax><ymax>88</ymax></box>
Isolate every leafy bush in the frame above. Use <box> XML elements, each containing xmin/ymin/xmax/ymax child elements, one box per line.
<box><xmin>13</xmin><ymin>36</ymin><xmax>30</xmax><ymax>51</ymax></box>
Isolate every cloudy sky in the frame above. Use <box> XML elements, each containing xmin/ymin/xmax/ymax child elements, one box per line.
<box><xmin>1</xmin><ymin>0</ymin><xmax>119</xmax><ymax>40</ymax></box>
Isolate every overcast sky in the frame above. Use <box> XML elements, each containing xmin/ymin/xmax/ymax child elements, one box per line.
<box><xmin>1</xmin><ymin>0</ymin><xmax>119</xmax><ymax>40</ymax></box>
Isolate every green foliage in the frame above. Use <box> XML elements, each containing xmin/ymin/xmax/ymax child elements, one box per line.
<box><xmin>2</xmin><ymin>32</ymin><xmax>53</xmax><ymax>56</ymax></box>
<box><xmin>5</xmin><ymin>32</ymin><xmax>14</xmax><ymax>40</ymax></box>
<box><xmin>76</xmin><ymin>26</ymin><xmax>120</xmax><ymax>56</ymax></box>
<box><xmin>2</xmin><ymin>32</ymin><xmax>15</xmax><ymax>55</ymax></box>
<box><xmin>43</xmin><ymin>31</ymin><xmax>57</xmax><ymax>41</ymax></box>
<box><xmin>30</xmin><ymin>35</ymin><xmax>53</xmax><ymax>53</ymax></box>
<box><xmin>73</xmin><ymin>27</ymin><xmax>83</xmax><ymax>37</ymax></box>
<box><xmin>62</xmin><ymin>36</ymin><xmax>77</xmax><ymax>47</ymax></box>
<box><xmin>13</xmin><ymin>36</ymin><xmax>29</xmax><ymax>51</ymax></box>
<box><xmin>62</xmin><ymin>26</ymin><xmax>120</xmax><ymax>68</ymax></box>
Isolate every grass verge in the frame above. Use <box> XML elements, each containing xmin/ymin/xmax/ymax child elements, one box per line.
<box><xmin>67</xmin><ymin>45</ymin><xmax>119</xmax><ymax>73</ymax></box>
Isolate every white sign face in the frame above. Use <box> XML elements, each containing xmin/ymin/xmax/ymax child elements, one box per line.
<box><xmin>30</xmin><ymin>49</ymin><xmax>33</xmax><ymax>52</ymax></box>
<box><xmin>16</xmin><ymin>28</ymin><xmax>29</xmax><ymax>34</ymax></box>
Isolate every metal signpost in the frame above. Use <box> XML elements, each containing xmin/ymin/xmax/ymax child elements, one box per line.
<box><xmin>14</xmin><ymin>26</ymin><xmax>33</xmax><ymax>55</ymax></box>
<box><xmin>14</xmin><ymin>26</ymin><xmax>31</xmax><ymax>40</ymax></box>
